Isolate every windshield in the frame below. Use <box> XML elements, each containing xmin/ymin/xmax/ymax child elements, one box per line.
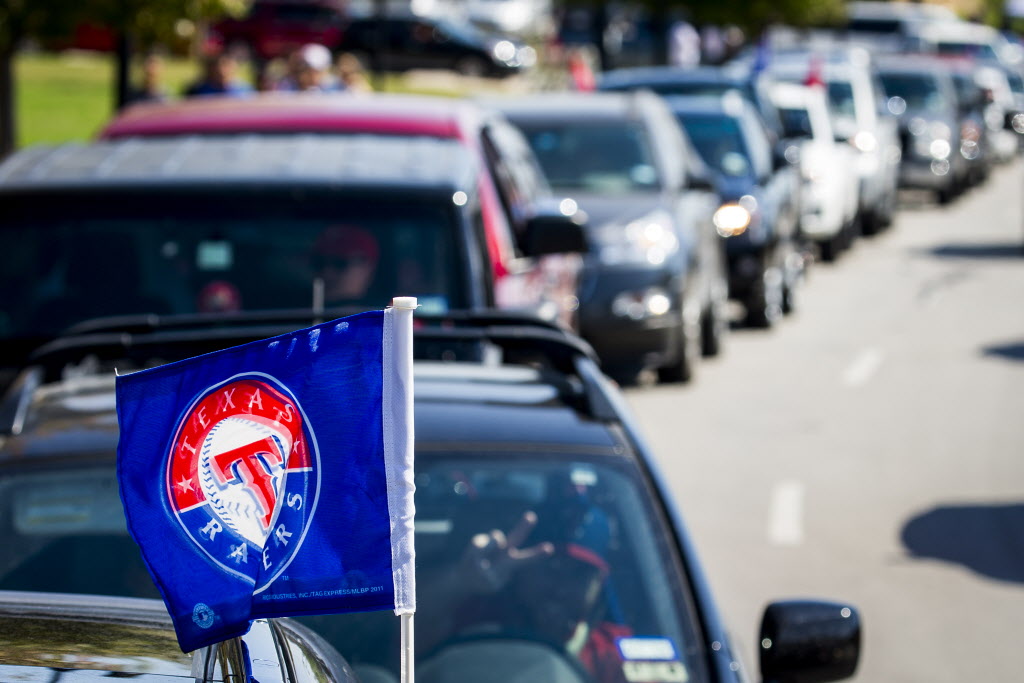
<box><xmin>778</xmin><ymin>106</ymin><xmax>814</xmax><ymax>138</ymax></box>
<box><xmin>826</xmin><ymin>80</ymin><xmax>857</xmax><ymax>120</ymax></box>
<box><xmin>0</xmin><ymin>452</ymin><xmax>706</xmax><ymax>683</ymax></box>
<box><xmin>676</xmin><ymin>113</ymin><xmax>752</xmax><ymax>177</ymax></box>
<box><xmin>935</xmin><ymin>41</ymin><xmax>999</xmax><ymax>62</ymax></box>
<box><xmin>879</xmin><ymin>72</ymin><xmax>949</xmax><ymax>113</ymax></box>
<box><xmin>0</xmin><ymin>189</ymin><xmax>466</xmax><ymax>341</ymax></box>
<box><xmin>517</xmin><ymin>122</ymin><xmax>661</xmax><ymax>194</ymax></box>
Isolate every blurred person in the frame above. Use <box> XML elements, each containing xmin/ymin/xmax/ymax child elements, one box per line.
<box><xmin>127</xmin><ymin>53</ymin><xmax>170</xmax><ymax>104</ymax></box>
<box><xmin>336</xmin><ymin>52</ymin><xmax>372</xmax><ymax>93</ymax></box>
<box><xmin>417</xmin><ymin>486</ymin><xmax>632</xmax><ymax>683</ymax></box>
<box><xmin>277</xmin><ymin>43</ymin><xmax>338</xmax><ymax>92</ymax></box>
<box><xmin>668</xmin><ymin>15</ymin><xmax>700</xmax><ymax>67</ymax></box>
<box><xmin>184</xmin><ymin>52</ymin><xmax>254</xmax><ymax>97</ymax></box>
<box><xmin>312</xmin><ymin>224</ymin><xmax>380</xmax><ymax>307</ymax></box>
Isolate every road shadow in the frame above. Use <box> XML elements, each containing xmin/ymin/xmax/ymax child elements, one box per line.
<box><xmin>900</xmin><ymin>502</ymin><xmax>1024</xmax><ymax>584</ymax></box>
<box><xmin>982</xmin><ymin>340</ymin><xmax>1024</xmax><ymax>362</ymax></box>
<box><xmin>930</xmin><ymin>243</ymin><xmax>1024</xmax><ymax>260</ymax></box>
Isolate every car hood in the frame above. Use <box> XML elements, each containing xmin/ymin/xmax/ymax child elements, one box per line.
<box><xmin>567</xmin><ymin>192</ymin><xmax>670</xmax><ymax>245</ymax></box>
<box><xmin>712</xmin><ymin>173</ymin><xmax>756</xmax><ymax>203</ymax></box>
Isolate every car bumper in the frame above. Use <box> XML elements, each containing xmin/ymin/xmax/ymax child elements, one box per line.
<box><xmin>899</xmin><ymin>159</ymin><xmax>954</xmax><ymax>191</ymax></box>
<box><xmin>578</xmin><ymin>267</ymin><xmax>682</xmax><ymax>371</ymax></box>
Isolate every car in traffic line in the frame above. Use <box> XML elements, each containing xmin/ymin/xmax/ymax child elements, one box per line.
<box><xmin>766</xmin><ymin>46</ymin><xmax>902</xmax><ymax>235</ymax></box>
<box><xmin>0</xmin><ymin>310</ymin><xmax>862</xmax><ymax>683</ymax></box>
<box><xmin>770</xmin><ymin>81</ymin><xmax>860</xmax><ymax>261</ymax></box>
<box><xmin>99</xmin><ymin>92</ymin><xmax>586</xmax><ymax>333</ymax></box>
<box><xmin>665</xmin><ymin>92</ymin><xmax>805</xmax><ymax>328</ymax></box>
<box><xmin>0</xmin><ymin>590</ymin><xmax>361</xmax><ymax>682</ymax></box>
<box><xmin>207</xmin><ymin>0</ymin><xmax>347</xmax><ymax>62</ymax></box>
<box><xmin>484</xmin><ymin>90</ymin><xmax>730</xmax><ymax>383</ymax></box>
<box><xmin>337</xmin><ymin>14</ymin><xmax>535</xmax><ymax>77</ymax></box>
<box><xmin>876</xmin><ymin>55</ymin><xmax>970</xmax><ymax>204</ymax></box>
<box><xmin>0</xmin><ymin>134</ymin><xmax>585</xmax><ymax>384</ymax></box>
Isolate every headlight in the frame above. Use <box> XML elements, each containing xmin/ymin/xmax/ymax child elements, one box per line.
<box><xmin>928</xmin><ymin>139</ymin><xmax>951</xmax><ymax>160</ymax></box>
<box><xmin>599</xmin><ymin>211</ymin><xmax>678</xmax><ymax>266</ymax></box>
<box><xmin>911</xmin><ymin>120</ymin><xmax>952</xmax><ymax>159</ymax></box>
<box><xmin>492</xmin><ymin>40</ymin><xmax>517</xmax><ymax>64</ymax></box>
<box><xmin>611</xmin><ymin>287</ymin><xmax>672</xmax><ymax>320</ymax></box>
<box><xmin>852</xmin><ymin>131</ymin><xmax>877</xmax><ymax>153</ymax></box>
<box><xmin>713</xmin><ymin>204</ymin><xmax>752</xmax><ymax>237</ymax></box>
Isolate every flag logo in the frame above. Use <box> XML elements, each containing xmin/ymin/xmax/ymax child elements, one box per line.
<box><xmin>167</xmin><ymin>374</ymin><xmax>319</xmax><ymax>589</ymax></box>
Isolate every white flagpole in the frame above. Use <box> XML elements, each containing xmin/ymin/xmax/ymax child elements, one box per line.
<box><xmin>401</xmin><ymin>612</ymin><xmax>415</xmax><ymax>683</ymax></box>
<box><xmin>388</xmin><ymin>296</ymin><xmax>417</xmax><ymax>683</ymax></box>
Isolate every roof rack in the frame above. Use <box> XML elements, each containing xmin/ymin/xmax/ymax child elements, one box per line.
<box><xmin>1</xmin><ymin>309</ymin><xmax>618</xmax><ymax>435</ymax></box>
<box><xmin>21</xmin><ymin>307</ymin><xmax>598</xmax><ymax>379</ymax></box>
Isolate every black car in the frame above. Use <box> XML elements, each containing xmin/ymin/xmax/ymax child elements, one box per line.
<box><xmin>665</xmin><ymin>92</ymin><xmax>804</xmax><ymax>328</ymax></box>
<box><xmin>0</xmin><ymin>311</ymin><xmax>861</xmax><ymax>683</ymax></box>
<box><xmin>485</xmin><ymin>91</ymin><xmax>730</xmax><ymax>384</ymax></box>
<box><xmin>0</xmin><ymin>135</ymin><xmax>585</xmax><ymax>391</ymax></box>
<box><xmin>338</xmin><ymin>14</ymin><xmax>535</xmax><ymax>77</ymax></box>
<box><xmin>0</xmin><ymin>590</ymin><xmax>360</xmax><ymax>682</ymax></box>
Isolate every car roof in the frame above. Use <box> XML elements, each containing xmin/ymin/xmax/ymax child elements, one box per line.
<box><xmin>479</xmin><ymin>91</ymin><xmax>656</xmax><ymax>123</ymax></box>
<box><xmin>874</xmin><ymin>54</ymin><xmax>956</xmax><ymax>76</ymax></box>
<box><xmin>598</xmin><ymin>64</ymin><xmax>749</xmax><ymax>90</ymax></box>
<box><xmin>661</xmin><ymin>92</ymin><xmax>750</xmax><ymax>118</ymax></box>
<box><xmin>0</xmin><ymin>134</ymin><xmax>476</xmax><ymax>194</ymax></box>
<box><xmin>100</xmin><ymin>93</ymin><xmax>491</xmax><ymax>140</ymax></box>
<box><xmin>1</xmin><ymin>316</ymin><xmax>623</xmax><ymax>464</ymax></box>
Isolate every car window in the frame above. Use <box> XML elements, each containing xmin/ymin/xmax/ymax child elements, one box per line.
<box><xmin>777</xmin><ymin>106</ymin><xmax>814</xmax><ymax>139</ymax></box>
<box><xmin>296</xmin><ymin>452</ymin><xmax>710</xmax><ymax>683</ymax></box>
<box><xmin>827</xmin><ymin>80</ymin><xmax>857</xmax><ymax>121</ymax></box>
<box><xmin>878</xmin><ymin>73</ymin><xmax>949</xmax><ymax>114</ymax></box>
<box><xmin>517</xmin><ymin>121</ymin><xmax>661</xmax><ymax>194</ymax></box>
<box><xmin>480</xmin><ymin>121</ymin><xmax>549</xmax><ymax>236</ymax></box>
<box><xmin>0</xmin><ymin>452</ymin><xmax>709</xmax><ymax>683</ymax></box>
<box><xmin>0</xmin><ymin>189</ymin><xmax>468</xmax><ymax>340</ymax></box>
<box><xmin>676</xmin><ymin>113</ymin><xmax>753</xmax><ymax>178</ymax></box>
<box><xmin>935</xmin><ymin>41</ymin><xmax>999</xmax><ymax>62</ymax></box>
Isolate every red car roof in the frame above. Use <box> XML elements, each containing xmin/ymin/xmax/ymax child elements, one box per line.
<box><xmin>100</xmin><ymin>93</ymin><xmax>483</xmax><ymax>140</ymax></box>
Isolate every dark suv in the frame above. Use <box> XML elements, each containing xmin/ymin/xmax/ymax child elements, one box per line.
<box><xmin>486</xmin><ymin>91</ymin><xmax>729</xmax><ymax>384</ymax></box>
<box><xmin>0</xmin><ymin>135</ymin><xmax>584</xmax><ymax>386</ymax></box>
<box><xmin>338</xmin><ymin>15</ymin><xmax>534</xmax><ymax>77</ymax></box>
<box><xmin>0</xmin><ymin>311</ymin><xmax>861</xmax><ymax>683</ymax></box>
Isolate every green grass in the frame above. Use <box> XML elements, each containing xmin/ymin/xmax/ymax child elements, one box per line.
<box><xmin>15</xmin><ymin>52</ymin><xmax>203</xmax><ymax>147</ymax></box>
<box><xmin>13</xmin><ymin>50</ymin><xmax>532</xmax><ymax>149</ymax></box>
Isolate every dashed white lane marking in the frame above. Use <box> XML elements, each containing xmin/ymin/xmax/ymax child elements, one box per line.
<box><xmin>769</xmin><ymin>480</ymin><xmax>804</xmax><ymax>546</ymax></box>
<box><xmin>843</xmin><ymin>347</ymin><xmax>884</xmax><ymax>387</ymax></box>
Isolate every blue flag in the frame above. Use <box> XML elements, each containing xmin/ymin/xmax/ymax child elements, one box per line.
<box><xmin>116</xmin><ymin>307</ymin><xmax>416</xmax><ymax>652</ymax></box>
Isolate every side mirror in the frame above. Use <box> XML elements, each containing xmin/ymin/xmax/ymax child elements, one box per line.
<box><xmin>759</xmin><ymin>600</ymin><xmax>861</xmax><ymax>683</ymax></box>
<box><xmin>521</xmin><ymin>199</ymin><xmax>589</xmax><ymax>256</ymax></box>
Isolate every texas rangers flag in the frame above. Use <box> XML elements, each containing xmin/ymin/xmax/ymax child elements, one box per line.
<box><xmin>116</xmin><ymin>302</ymin><xmax>416</xmax><ymax>652</ymax></box>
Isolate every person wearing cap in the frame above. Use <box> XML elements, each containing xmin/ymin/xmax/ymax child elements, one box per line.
<box><xmin>278</xmin><ymin>43</ymin><xmax>339</xmax><ymax>92</ymax></box>
<box><xmin>418</xmin><ymin>504</ymin><xmax>633</xmax><ymax>683</ymax></box>
<box><xmin>312</xmin><ymin>224</ymin><xmax>381</xmax><ymax>306</ymax></box>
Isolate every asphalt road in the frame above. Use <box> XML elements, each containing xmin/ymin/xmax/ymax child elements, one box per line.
<box><xmin>624</xmin><ymin>158</ymin><xmax>1024</xmax><ymax>682</ymax></box>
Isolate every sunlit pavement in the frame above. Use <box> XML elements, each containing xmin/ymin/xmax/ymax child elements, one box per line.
<box><xmin>625</xmin><ymin>157</ymin><xmax>1024</xmax><ymax>682</ymax></box>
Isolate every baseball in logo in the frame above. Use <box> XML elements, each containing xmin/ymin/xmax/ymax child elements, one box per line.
<box><xmin>167</xmin><ymin>375</ymin><xmax>319</xmax><ymax>589</ymax></box>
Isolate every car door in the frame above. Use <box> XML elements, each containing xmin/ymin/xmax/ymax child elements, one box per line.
<box><xmin>479</xmin><ymin>118</ymin><xmax>583</xmax><ymax>329</ymax></box>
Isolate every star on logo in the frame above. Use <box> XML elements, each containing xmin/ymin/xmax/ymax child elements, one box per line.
<box><xmin>177</xmin><ymin>476</ymin><xmax>194</xmax><ymax>494</ymax></box>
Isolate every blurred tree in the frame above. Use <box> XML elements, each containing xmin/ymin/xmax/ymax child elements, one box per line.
<box><xmin>0</xmin><ymin>0</ymin><xmax>247</xmax><ymax>159</ymax></box>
